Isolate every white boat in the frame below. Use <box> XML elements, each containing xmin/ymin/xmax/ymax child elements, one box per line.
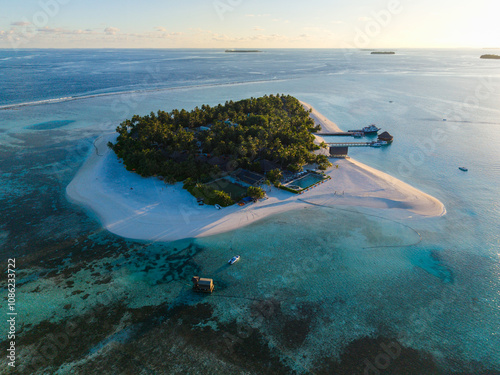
<box><xmin>362</xmin><ymin>124</ymin><xmax>381</xmax><ymax>134</ymax></box>
<box><xmin>215</xmin><ymin>204</ymin><xmax>222</xmax><ymax>210</ymax></box>
<box><xmin>348</xmin><ymin>124</ymin><xmax>380</xmax><ymax>134</ymax></box>
<box><xmin>370</xmin><ymin>142</ymin><xmax>382</xmax><ymax>147</ymax></box>
<box><xmin>228</xmin><ymin>255</ymin><xmax>240</xmax><ymax>265</ymax></box>
<box><xmin>458</xmin><ymin>167</ymin><xmax>468</xmax><ymax>172</ymax></box>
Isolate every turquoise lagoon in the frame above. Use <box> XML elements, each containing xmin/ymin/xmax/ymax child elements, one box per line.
<box><xmin>0</xmin><ymin>49</ymin><xmax>499</xmax><ymax>374</ymax></box>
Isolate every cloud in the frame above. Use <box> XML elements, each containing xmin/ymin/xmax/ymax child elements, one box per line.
<box><xmin>253</xmin><ymin>27</ymin><xmax>264</xmax><ymax>31</ymax></box>
<box><xmin>271</xmin><ymin>18</ymin><xmax>290</xmax><ymax>24</ymax></box>
<box><xmin>11</xmin><ymin>21</ymin><xmax>31</xmax><ymax>27</ymax></box>
<box><xmin>34</xmin><ymin>27</ymin><xmax>97</xmax><ymax>36</ymax></box>
<box><xmin>303</xmin><ymin>26</ymin><xmax>336</xmax><ymax>34</ymax></box>
<box><xmin>68</xmin><ymin>29</ymin><xmax>98</xmax><ymax>35</ymax></box>
<box><xmin>104</xmin><ymin>27</ymin><xmax>120</xmax><ymax>35</ymax></box>
<box><xmin>134</xmin><ymin>30</ymin><xmax>183</xmax><ymax>39</ymax></box>
<box><xmin>358</xmin><ymin>16</ymin><xmax>372</xmax><ymax>22</ymax></box>
<box><xmin>248</xmin><ymin>34</ymin><xmax>287</xmax><ymax>42</ymax></box>
<box><xmin>0</xmin><ymin>24</ymin><xmax>187</xmax><ymax>47</ymax></box>
<box><xmin>209</xmin><ymin>31</ymin><xmax>290</xmax><ymax>43</ymax></box>
<box><xmin>37</xmin><ymin>27</ymin><xmax>62</xmax><ymax>33</ymax></box>
<box><xmin>191</xmin><ymin>28</ymin><xmax>299</xmax><ymax>45</ymax></box>
<box><xmin>245</xmin><ymin>14</ymin><xmax>270</xmax><ymax>18</ymax></box>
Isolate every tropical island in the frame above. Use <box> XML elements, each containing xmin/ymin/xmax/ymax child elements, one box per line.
<box><xmin>225</xmin><ymin>49</ymin><xmax>262</xmax><ymax>53</ymax></box>
<box><xmin>107</xmin><ymin>95</ymin><xmax>331</xmax><ymax>206</ymax></box>
<box><xmin>371</xmin><ymin>51</ymin><xmax>396</xmax><ymax>55</ymax></box>
<box><xmin>66</xmin><ymin>97</ymin><xmax>445</xmax><ymax>242</ymax></box>
<box><xmin>480</xmin><ymin>54</ymin><xmax>500</xmax><ymax>59</ymax></box>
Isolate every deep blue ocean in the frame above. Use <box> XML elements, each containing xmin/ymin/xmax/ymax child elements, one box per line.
<box><xmin>0</xmin><ymin>49</ymin><xmax>499</xmax><ymax>374</ymax></box>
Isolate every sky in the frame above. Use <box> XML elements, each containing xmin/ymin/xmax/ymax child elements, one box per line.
<box><xmin>0</xmin><ymin>0</ymin><xmax>497</xmax><ymax>49</ymax></box>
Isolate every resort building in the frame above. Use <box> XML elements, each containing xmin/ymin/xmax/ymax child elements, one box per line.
<box><xmin>259</xmin><ymin>159</ymin><xmax>280</xmax><ymax>173</ymax></box>
<box><xmin>378</xmin><ymin>131</ymin><xmax>394</xmax><ymax>143</ymax></box>
<box><xmin>192</xmin><ymin>276</ymin><xmax>214</xmax><ymax>293</ymax></box>
<box><xmin>329</xmin><ymin>146</ymin><xmax>349</xmax><ymax>158</ymax></box>
<box><xmin>234</xmin><ymin>169</ymin><xmax>265</xmax><ymax>186</ymax></box>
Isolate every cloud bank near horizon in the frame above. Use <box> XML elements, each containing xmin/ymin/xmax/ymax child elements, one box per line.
<box><xmin>0</xmin><ymin>0</ymin><xmax>496</xmax><ymax>49</ymax></box>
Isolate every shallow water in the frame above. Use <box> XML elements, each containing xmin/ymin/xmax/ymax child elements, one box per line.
<box><xmin>0</xmin><ymin>48</ymin><xmax>499</xmax><ymax>374</ymax></box>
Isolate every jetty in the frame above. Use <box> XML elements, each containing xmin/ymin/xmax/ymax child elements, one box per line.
<box><xmin>315</xmin><ymin>132</ymin><xmax>356</xmax><ymax>136</ymax></box>
<box><xmin>326</xmin><ymin>141</ymin><xmax>373</xmax><ymax>147</ymax></box>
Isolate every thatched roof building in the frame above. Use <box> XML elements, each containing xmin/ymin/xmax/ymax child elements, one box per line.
<box><xmin>378</xmin><ymin>131</ymin><xmax>393</xmax><ymax>142</ymax></box>
<box><xmin>192</xmin><ymin>276</ymin><xmax>214</xmax><ymax>293</ymax></box>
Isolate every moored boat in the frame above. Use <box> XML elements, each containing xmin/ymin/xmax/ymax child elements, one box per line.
<box><xmin>362</xmin><ymin>124</ymin><xmax>381</xmax><ymax>134</ymax></box>
<box><xmin>348</xmin><ymin>124</ymin><xmax>380</xmax><ymax>134</ymax></box>
<box><xmin>459</xmin><ymin>167</ymin><xmax>468</xmax><ymax>172</ymax></box>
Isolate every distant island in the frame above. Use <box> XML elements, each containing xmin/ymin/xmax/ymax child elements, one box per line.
<box><xmin>108</xmin><ymin>95</ymin><xmax>331</xmax><ymax>206</ymax></box>
<box><xmin>480</xmin><ymin>54</ymin><xmax>500</xmax><ymax>59</ymax></box>
<box><xmin>371</xmin><ymin>51</ymin><xmax>395</xmax><ymax>55</ymax></box>
<box><xmin>225</xmin><ymin>49</ymin><xmax>262</xmax><ymax>53</ymax></box>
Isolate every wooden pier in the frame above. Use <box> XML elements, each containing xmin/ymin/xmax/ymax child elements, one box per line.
<box><xmin>315</xmin><ymin>132</ymin><xmax>355</xmax><ymax>136</ymax></box>
<box><xmin>326</xmin><ymin>142</ymin><xmax>372</xmax><ymax>147</ymax></box>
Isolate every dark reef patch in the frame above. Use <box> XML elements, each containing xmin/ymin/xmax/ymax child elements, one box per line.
<box><xmin>26</xmin><ymin>120</ymin><xmax>75</xmax><ymax>130</ymax></box>
<box><xmin>257</xmin><ymin>299</ymin><xmax>317</xmax><ymax>350</ymax></box>
<box><xmin>7</xmin><ymin>301</ymin><xmax>294</xmax><ymax>374</ymax></box>
<box><xmin>314</xmin><ymin>335</ymin><xmax>500</xmax><ymax>375</ymax></box>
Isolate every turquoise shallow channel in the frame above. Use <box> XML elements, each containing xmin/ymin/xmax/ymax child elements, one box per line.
<box><xmin>0</xmin><ymin>48</ymin><xmax>499</xmax><ymax>374</ymax></box>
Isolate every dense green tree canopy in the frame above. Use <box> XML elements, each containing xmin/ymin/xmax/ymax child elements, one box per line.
<box><xmin>266</xmin><ymin>169</ymin><xmax>283</xmax><ymax>184</ymax></box>
<box><xmin>108</xmin><ymin>94</ymin><xmax>328</xmax><ymax>182</ymax></box>
<box><xmin>246</xmin><ymin>186</ymin><xmax>266</xmax><ymax>199</ymax></box>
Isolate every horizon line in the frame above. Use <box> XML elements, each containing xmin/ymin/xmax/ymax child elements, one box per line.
<box><xmin>0</xmin><ymin>46</ymin><xmax>498</xmax><ymax>50</ymax></box>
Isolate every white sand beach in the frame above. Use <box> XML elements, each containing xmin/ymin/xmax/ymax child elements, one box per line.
<box><xmin>301</xmin><ymin>101</ymin><xmax>343</xmax><ymax>133</ymax></box>
<box><xmin>66</xmin><ymin>103</ymin><xmax>445</xmax><ymax>242</ymax></box>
